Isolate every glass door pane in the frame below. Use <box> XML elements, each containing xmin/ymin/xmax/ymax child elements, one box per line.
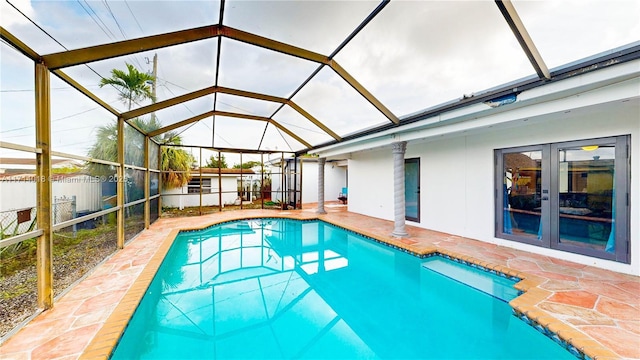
<box><xmin>405</xmin><ymin>158</ymin><xmax>420</xmax><ymax>222</ymax></box>
<box><xmin>556</xmin><ymin>144</ymin><xmax>615</xmax><ymax>252</ymax></box>
<box><xmin>503</xmin><ymin>151</ymin><xmax>544</xmax><ymax>242</ymax></box>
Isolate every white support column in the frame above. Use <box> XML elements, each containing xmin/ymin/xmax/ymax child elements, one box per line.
<box><xmin>316</xmin><ymin>157</ymin><xmax>327</xmax><ymax>214</ymax></box>
<box><xmin>391</xmin><ymin>141</ymin><xmax>408</xmax><ymax>237</ymax></box>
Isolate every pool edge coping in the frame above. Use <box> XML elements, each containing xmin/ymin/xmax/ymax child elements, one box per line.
<box><xmin>80</xmin><ymin>214</ymin><xmax>619</xmax><ymax>360</ymax></box>
<box><xmin>79</xmin><ymin>227</ymin><xmax>179</xmax><ymax>360</ymax></box>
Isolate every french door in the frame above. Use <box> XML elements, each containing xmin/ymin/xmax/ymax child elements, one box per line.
<box><xmin>497</xmin><ymin>145</ymin><xmax>550</xmax><ymax>247</ymax></box>
<box><xmin>496</xmin><ymin>136</ymin><xmax>629</xmax><ymax>263</ymax></box>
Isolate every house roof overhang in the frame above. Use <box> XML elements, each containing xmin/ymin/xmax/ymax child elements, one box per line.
<box><xmin>310</xmin><ymin>52</ymin><xmax>640</xmax><ymax>159</ymax></box>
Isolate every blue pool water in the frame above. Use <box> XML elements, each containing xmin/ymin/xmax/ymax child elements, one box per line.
<box><xmin>111</xmin><ymin>219</ymin><xmax>575</xmax><ymax>359</ymax></box>
<box><xmin>421</xmin><ymin>257</ymin><xmax>521</xmax><ymax>302</ymax></box>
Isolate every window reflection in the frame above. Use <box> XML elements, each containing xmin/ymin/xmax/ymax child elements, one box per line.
<box><xmin>496</xmin><ymin>136</ymin><xmax>628</xmax><ymax>263</ymax></box>
<box><xmin>558</xmin><ymin>145</ymin><xmax>614</xmax><ymax>251</ymax></box>
<box><xmin>503</xmin><ymin>151</ymin><xmax>542</xmax><ymax>241</ymax></box>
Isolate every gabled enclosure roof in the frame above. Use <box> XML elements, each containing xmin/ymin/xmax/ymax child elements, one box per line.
<box><xmin>1</xmin><ymin>0</ymin><xmax>639</xmax><ymax>156</ymax></box>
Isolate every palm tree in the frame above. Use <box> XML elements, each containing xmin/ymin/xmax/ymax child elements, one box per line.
<box><xmin>86</xmin><ymin>117</ymin><xmax>193</xmax><ymax>190</ymax></box>
<box><xmin>161</xmin><ymin>146</ymin><xmax>194</xmax><ymax>189</ymax></box>
<box><xmin>131</xmin><ymin>117</ymin><xmax>194</xmax><ymax>191</ymax></box>
<box><xmin>86</xmin><ymin>121</ymin><xmax>118</xmax><ymax>177</ymax></box>
<box><xmin>87</xmin><ymin>64</ymin><xmax>193</xmax><ymax>191</ymax></box>
<box><xmin>204</xmin><ymin>154</ymin><xmax>228</xmax><ymax>168</ymax></box>
<box><xmin>99</xmin><ymin>63</ymin><xmax>155</xmax><ymax>110</ymax></box>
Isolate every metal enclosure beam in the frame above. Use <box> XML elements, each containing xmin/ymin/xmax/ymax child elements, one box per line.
<box><xmin>260</xmin><ymin>153</ymin><xmax>264</xmax><ymax>209</ymax></box>
<box><xmin>41</xmin><ymin>25</ymin><xmax>222</xmax><ymax>69</ymax></box>
<box><xmin>122</xmin><ymin>86</ymin><xmax>217</xmax><ymax>120</ymax></box>
<box><xmin>117</xmin><ymin>117</ymin><xmax>125</xmax><ymax>249</ymax></box>
<box><xmin>216</xmin><ymin>87</ymin><xmax>341</xmax><ymax>141</ymax></box>
<box><xmin>35</xmin><ymin>62</ymin><xmax>53</xmax><ymax>309</ymax></box>
<box><xmin>148</xmin><ymin>111</ymin><xmax>215</xmax><ymax>138</ymax></box>
<box><xmin>165</xmin><ymin>143</ymin><xmax>287</xmax><ymax>155</ymax></box>
<box><xmin>15</xmin><ymin>19</ymin><xmax>396</xmax><ymax>151</ymax></box>
<box><xmin>158</xmin><ymin>145</ymin><xmax>163</xmax><ymax>211</ymax></box>
<box><xmin>149</xmin><ymin>109</ymin><xmax>312</xmax><ymax>148</ymax></box>
<box><xmin>125</xmin><ymin>85</ymin><xmax>280</xmax><ymax>122</ymax></box>
<box><xmin>286</xmin><ymin>102</ymin><xmax>342</xmax><ymax>141</ymax></box>
<box><xmin>239</xmin><ymin>153</ymin><xmax>243</xmax><ymax>210</ymax></box>
<box><xmin>217</xmin><ymin>151</ymin><xmax>222</xmax><ymax>213</ymax></box>
<box><xmin>199</xmin><ymin>147</ymin><xmax>203</xmax><ymax>216</ymax></box>
<box><xmin>220</xmin><ymin>25</ymin><xmax>397</xmax><ymax>130</ymax></box>
<box><xmin>268</xmin><ymin>119</ymin><xmax>312</xmax><ymax>149</ymax></box>
<box><xmin>214</xmin><ymin>110</ymin><xmax>270</xmax><ymax>122</ymax></box>
<box><xmin>1</xmin><ymin>26</ymin><xmax>40</xmax><ymax>60</ymax></box>
<box><xmin>144</xmin><ymin>136</ymin><xmax>150</xmax><ymax>229</ymax></box>
<box><xmin>214</xmin><ymin>110</ymin><xmax>313</xmax><ymax>148</ymax></box>
<box><xmin>123</xmin><ymin>84</ymin><xmax>335</xmax><ymax>146</ymax></box>
<box><xmin>221</xmin><ymin>26</ymin><xmax>329</xmax><ymax>64</ymax></box>
<box><xmin>216</xmin><ymin>86</ymin><xmax>285</xmax><ymax>103</ymax></box>
<box><xmin>495</xmin><ymin>0</ymin><xmax>550</xmax><ymax>79</ymax></box>
<box><xmin>52</xmin><ymin>69</ymin><xmax>120</xmax><ymax>116</ymax></box>
<box><xmin>329</xmin><ymin>60</ymin><xmax>399</xmax><ymax>124</ymax></box>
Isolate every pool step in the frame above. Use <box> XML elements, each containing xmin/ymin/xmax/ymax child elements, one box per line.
<box><xmin>422</xmin><ymin>257</ymin><xmax>519</xmax><ymax>302</ymax></box>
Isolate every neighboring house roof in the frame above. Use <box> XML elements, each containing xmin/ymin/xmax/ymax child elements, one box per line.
<box><xmin>0</xmin><ymin>158</ymin><xmax>82</xmax><ymax>167</ymax></box>
<box><xmin>280</xmin><ymin>157</ymin><xmax>347</xmax><ymax>167</ymax></box>
<box><xmin>0</xmin><ymin>173</ymin><xmax>95</xmax><ymax>181</ymax></box>
<box><xmin>0</xmin><ymin>169</ymin><xmax>35</xmax><ymax>176</ymax></box>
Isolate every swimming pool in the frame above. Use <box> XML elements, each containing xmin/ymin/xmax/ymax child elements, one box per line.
<box><xmin>111</xmin><ymin>218</ymin><xmax>575</xmax><ymax>359</ymax></box>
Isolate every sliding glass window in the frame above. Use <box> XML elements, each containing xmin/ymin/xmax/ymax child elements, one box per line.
<box><xmin>495</xmin><ymin>136</ymin><xmax>629</xmax><ymax>263</ymax></box>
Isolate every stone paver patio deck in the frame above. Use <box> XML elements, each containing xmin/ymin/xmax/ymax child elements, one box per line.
<box><xmin>1</xmin><ymin>204</ymin><xmax>638</xmax><ymax>359</ymax></box>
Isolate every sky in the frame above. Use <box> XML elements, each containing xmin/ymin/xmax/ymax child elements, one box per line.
<box><xmin>1</xmin><ymin>0</ymin><xmax>639</xmax><ymax>163</ymax></box>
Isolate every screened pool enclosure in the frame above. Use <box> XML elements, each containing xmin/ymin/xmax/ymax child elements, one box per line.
<box><xmin>1</xmin><ymin>0</ymin><xmax>638</xmax><ymax>335</ymax></box>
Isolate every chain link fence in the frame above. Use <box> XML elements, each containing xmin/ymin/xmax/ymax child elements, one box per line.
<box><xmin>53</xmin><ymin>196</ymin><xmax>76</xmax><ymax>225</ymax></box>
<box><xmin>0</xmin><ymin>207</ymin><xmax>37</xmax><ymax>239</ymax></box>
<box><xmin>0</xmin><ymin>196</ymin><xmax>77</xmax><ymax>240</ymax></box>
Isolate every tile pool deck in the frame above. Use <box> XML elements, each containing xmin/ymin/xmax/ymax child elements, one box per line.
<box><xmin>1</xmin><ymin>204</ymin><xmax>638</xmax><ymax>359</ymax></box>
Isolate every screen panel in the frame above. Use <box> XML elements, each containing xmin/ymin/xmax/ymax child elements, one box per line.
<box><xmin>334</xmin><ymin>1</ymin><xmax>533</xmax><ymax>117</ymax></box>
<box><xmin>217</xmin><ymin>38</ymin><xmax>318</xmax><ymax>98</ymax></box>
<box><xmin>213</xmin><ymin>116</ymin><xmax>267</xmax><ymax>150</ymax></box>
<box><xmin>514</xmin><ymin>0</ymin><xmax>640</xmax><ymax>69</ymax></box>
<box><xmin>1</xmin><ymin>42</ymin><xmax>36</xmax><ymax>147</ymax></box>
<box><xmin>291</xmin><ymin>67</ymin><xmax>389</xmax><ymax>137</ymax></box>
<box><xmin>223</xmin><ymin>0</ymin><xmax>379</xmax><ymax>55</ymax></box>
<box><xmin>215</xmin><ymin>93</ymin><xmax>281</xmax><ymax>117</ymax></box>
<box><xmin>272</xmin><ymin>105</ymin><xmax>333</xmax><ymax>147</ymax></box>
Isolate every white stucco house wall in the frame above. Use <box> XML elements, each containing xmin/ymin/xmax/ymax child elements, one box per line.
<box><xmin>0</xmin><ymin>158</ymin><xmax>102</xmax><ymax>214</ymax></box>
<box><xmin>312</xmin><ymin>53</ymin><xmax>639</xmax><ymax>276</ymax></box>
<box><xmin>0</xmin><ymin>173</ymin><xmax>102</xmax><ymax>213</ymax></box>
<box><xmin>269</xmin><ymin>158</ymin><xmax>347</xmax><ymax>205</ymax></box>
<box><xmin>161</xmin><ymin>168</ymin><xmax>256</xmax><ymax>209</ymax></box>
<box><xmin>301</xmin><ymin>159</ymin><xmax>348</xmax><ymax>204</ymax></box>
<box><xmin>0</xmin><ymin>172</ymin><xmax>102</xmax><ymax>234</ymax></box>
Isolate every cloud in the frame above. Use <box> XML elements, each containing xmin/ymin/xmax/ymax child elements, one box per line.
<box><xmin>0</xmin><ymin>0</ymin><xmax>35</xmax><ymax>27</ymax></box>
<box><xmin>223</xmin><ymin>0</ymin><xmax>380</xmax><ymax>55</ymax></box>
<box><xmin>0</xmin><ymin>43</ymin><xmax>37</xmax><ymax>147</ymax></box>
<box><xmin>216</xmin><ymin>93</ymin><xmax>281</xmax><ymax>117</ymax></box>
<box><xmin>273</xmin><ymin>105</ymin><xmax>334</xmax><ymax>147</ymax></box>
<box><xmin>333</xmin><ymin>1</ymin><xmax>534</xmax><ymax>116</ymax></box>
<box><xmin>292</xmin><ymin>67</ymin><xmax>390</xmax><ymax>137</ymax></box>
<box><xmin>512</xmin><ymin>0</ymin><xmax>640</xmax><ymax>68</ymax></box>
<box><xmin>217</xmin><ymin>38</ymin><xmax>319</xmax><ymax>98</ymax></box>
<box><xmin>1</xmin><ymin>0</ymin><xmax>637</xmax><ymax>153</ymax></box>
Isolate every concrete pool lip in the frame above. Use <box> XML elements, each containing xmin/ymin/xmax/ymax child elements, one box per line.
<box><xmin>1</xmin><ymin>208</ymin><xmax>637</xmax><ymax>359</ymax></box>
